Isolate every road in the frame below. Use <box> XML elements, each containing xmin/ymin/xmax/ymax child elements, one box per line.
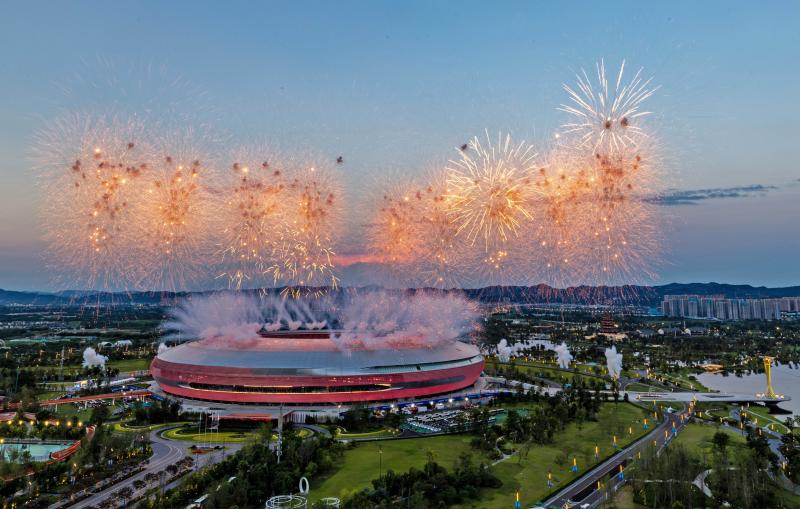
<box><xmin>542</xmin><ymin>407</ymin><xmax>689</xmax><ymax>509</ymax></box>
<box><xmin>54</xmin><ymin>425</ymin><xmax>186</xmax><ymax>509</ymax></box>
<box><xmin>55</xmin><ymin>425</ymin><xmax>244</xmax><ymax>509</ymax></box>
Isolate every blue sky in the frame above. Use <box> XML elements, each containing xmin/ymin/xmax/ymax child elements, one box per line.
<box><xmin>0</xmin><ymin>1</ymin><xmax>798</xmax><ymax>290</ymax></box>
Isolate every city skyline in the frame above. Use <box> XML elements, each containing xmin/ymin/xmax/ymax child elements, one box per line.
<box><xmin>1</xmin><ymin>1</ymin><xmax>799</xmax><ymax>290</ymax></box>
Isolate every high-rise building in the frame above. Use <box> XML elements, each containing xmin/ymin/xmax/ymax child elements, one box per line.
<box><xmin>661</xmin><ymin>295</ymin><xmax>800</xmax><ymax>321</ymax></box>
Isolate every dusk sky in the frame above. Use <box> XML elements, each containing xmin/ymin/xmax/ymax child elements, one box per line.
<box><xmin>0</xmin><ymin>1</ymin><xmax>798</xmax><ymax>290</ymax></box>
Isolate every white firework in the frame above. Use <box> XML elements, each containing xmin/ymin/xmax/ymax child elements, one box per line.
<box><xmin>559</xmin><ymin>60</ymin><xmax>657</xmax><ymax>155</ymax></box>
<box><xmin>445</xmin><ymin>131</ymin><xmax>543</xmax><ymax>250</ymax></box>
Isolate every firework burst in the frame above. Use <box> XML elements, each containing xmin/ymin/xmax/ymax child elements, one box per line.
<box><xmin>33</xmin><ymin>114</ymin><xmax>152</xmax><ymax>290</ymax></box>
<box><xmin>138</xmin><ymin>136</ymin><xmax>217</xmax><ymax>291</ymax></box>
<box><xmin>559</xmin><ymin>59</ymin><xmax>657</xmax><ymax>155</ymax></box>
<box><xmin>539</xmin><ymin>141</ymin><xmax>662</xmax><ymax>286</ymax></box>
<box><xmin>275</xmin><ymin>160</ymin><xmax>343</xmax><ymax>297</ymax></box>
<box><xmin>367</xmin><ymin>175</ymin><xmax>471</xmax><ymax>288</ymax></box>
<box><xmin>217</xmin><ymin>150</ymin><xmax>288</xmax><ymax>289</ymax></box>
<box><xmin>367</xmin><ymin>183</ymin><xmax>426</xmax><ymax>268</ymax></box>
<box><xmin>445</xmin><ymin>131</ymin><xmax>543</xmax><ymax>251</ymax></box>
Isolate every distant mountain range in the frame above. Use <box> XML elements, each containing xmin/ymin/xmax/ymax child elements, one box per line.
<box><xmin>1</xmin><ymin>283</ymin><xmax>798</xmax><ymax>307</ymax></box>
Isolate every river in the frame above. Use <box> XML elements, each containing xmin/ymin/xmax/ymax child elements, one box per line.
<box><xmin>696</xmin><ymin>364</ymin><xmax>800</xmax><ymax>416</ymax></box>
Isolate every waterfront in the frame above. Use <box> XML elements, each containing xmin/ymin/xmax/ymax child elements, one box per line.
<box><xmin>697</xmin><ymin>364</ymin><xmax>800</xmax><ymax>416</ymax></box>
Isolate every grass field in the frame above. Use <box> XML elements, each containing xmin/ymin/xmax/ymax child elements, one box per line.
<box><xmin>161</xmin><ymin>426</ymin><xmax>261</xmax><ymax>443</ymax></box>
<box><xmin>52</xmin><ymin>405</ymin><xmax>93</xmax><ymax>423</ymax></box>
<box><xmin>158</xmin><ymin>425</ymin><xmax>310</xmax><ymax>443</ymax></box>
<box><xmin>670</xmin><ymin>423</ymin><xmax>800</xmax><ymax>507</ymax></box>
<box><xmin>312</xmin><ymin>403</ymin><xmax>650</xmax><ymax>508</ymax></box>
<box><xmin>652</xmin><ymin>370</ymin><xmax>712</xmax><ymax>392</ymax></box>
<box><xmin>671</xmin><ymin>422</ymin><xmax>745</xmax><ymax>456</ymax></box>
<box><xmin>487</xmin><ymin>360</ymin><xmax>606</xmax><ymax>386</ymax></box>
<box><xmin>741</xmin><ymin>404</ymin><xmax>791</xmax><ymax>434</ymax></box>
<box><xmin>334</xmin><ymin>427</ymin><xmax>399</xmax><ymax>440</ymax></box>
<box><xmin>112</xmin><ymin>421</ymin><xmax>186</xmax><ymax>433</ymax></box>
<box><xmin>311</xmin><ymin>434</ymin><xmax>477</xmax><ymax>502</ymax></box>
<box><xmin>456</xmin><ymin>403</ymin><xmax>650</xmax><ymax>509</ymax></box>
<box><xmin>29</xmin><ymin>357</ymin><xmax>152</xmax><ymax>376</ymax></box>
<box><xmin>107</xmin><ymin>358</ymin><xmax>152</xmax><ymax>372</ymax></box>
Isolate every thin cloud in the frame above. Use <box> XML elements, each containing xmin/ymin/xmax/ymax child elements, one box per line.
<box><xmin>646</xmin><ymin>184</ymin><xmax>777</xmax><ymax>206</ymax></box>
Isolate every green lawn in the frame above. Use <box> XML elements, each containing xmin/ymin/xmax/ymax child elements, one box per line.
<box><xmin>741</xmin><ymin>405</ymin><xmax>791</xmax><ymax>434</ymax></box>
<box><xmin>112</xmin><ymin>421</ymin><xmax>187</xmax><ymax>433</ymax></box>
<box><xmin>312</xmin><ymin>403</ymin><xmax>650</xmax><ymax>508</ymax></box>
<box><xmin>455</xmin><ymin>403</ymin><xmax>651</xmax><ymax>509</ymax></box>
<box><xmin>334</xmin><ymin>427</ymin><xmax>399</xmax><ymax>440</ymax></box>
<box><xmin>311</xmin><ymin>434</ymin><xmax>477</xmax><ymax>502</ymax></box>
<box><xmin>28</xmin><ymin>357</ymin><xmax>152</xmax><ymax>376</ymax></box>
<box><xmin>158</xmin><ymin>425</ymin><xmax>308</xmax><ymax>443</ymax></box>
<box><xmin>670</xmin><ymin>423</ymin><xmax>800</xmax><ymax>507</ymax></box>
<box><xmin>671</xmin><ymin>422</ymin><xmax>745</xmax><ymax>456</ymax></box>
<box><xmin>487</xmin><ymin>360</ymin><xmax>607</xmax><ymax>386</ymax></box>
<box><xmin>53</xmin><ymin>405</ymin><xmax>93</xmax><ymax>423</ymax></box>
<box><xmin>650</xmin><ymin>370</ymin><xmax>712</xmax><ymax>392</ymax></box>
<box><xmin>161</xmin><ymin>426</ymin><xmax>261</xmax><ymax>443</ymax></box>
<box><xmin>107</xmin><ymin>358</ymin><xmax>152</xmax><ymax>372</ymax></box>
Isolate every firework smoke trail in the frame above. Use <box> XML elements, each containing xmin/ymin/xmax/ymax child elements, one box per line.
<box><xmin>445</xmin><ymin>131</ymin><xmax>543</xmax><ymax>251</ymax></box>
<box><xmin>559</xmin><ymin>59</ymin><xmax>657</xmax><ymax>155</ymax></box>
<box><xmin>495</xmin><ymin>339</ymin><xmax>513</xmax><ymax>362</ymax></box>
<box><xmin>162</xmin><ymin>290</ymin><xmax>478</xmax><ymax>350</ymax></box>
<box><xmin>554</xmin><ymin>341</ymin><xmax>573</xmax><ymax>369</ymax></box>
<box><xmin>33</xmin><ymin>114</ymin><xmax>152</xmax><ymax>290</ymax></box>
<box><xmin>82</xmin><ymin>347</ymin><xmax>107</xmax><ymax>368</ymax></box>
<box><xmin>335</xmin><ymin>291</ymin><xmax>477</xmax><ymax>349</ymax></box>
<box><xmin>605</xmin><ymin>345</ymin><xmax>623</xmax><ymax>379</ymax></box>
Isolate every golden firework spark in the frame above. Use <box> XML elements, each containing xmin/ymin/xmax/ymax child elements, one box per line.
<box><xmin>445</xmin><ymin>131</ymin><xmax>543</xmax><ymax>250</ymax></box>
<box><xmin>275</xmin><ymin>161</ymin><xmax>342</xmax><ymax>297</ymax></box>
<box><xmin>139</xmin><ymin>144</ymin><xmax>216</xmax><ymax>291</ymax></box>
<box><xmin>218</xmin><ymin>152</ymin><xmax>287</xmax><ymax>289</ymax></box>
<box><xmin>33</xmin><ymin>114</ymin><xmax>151</xmax><ymax>290</ymax></box>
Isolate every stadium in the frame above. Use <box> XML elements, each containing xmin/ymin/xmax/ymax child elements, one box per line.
<box><xmin>150</xmin><ymin>329</ymin><xmax>484</xmax><ymax>405</ymax></box>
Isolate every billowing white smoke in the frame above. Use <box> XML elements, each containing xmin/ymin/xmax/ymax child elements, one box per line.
<box><xmin>605</xmin><ymin>345</ymin><xmax>623</xmax><ymax>379</ymax></box>
<box><xmin>82</xmin><ymin>347</ymin><xmax>108</xmax><ymax>368</ymax></box>
<box><xmin>496</xmin><ymin>339</ymin><xmax>513</xmax><ymax>362</ymax></box>
<box><xmin>555</xmin><ymin>342</ymin><xmax>573</xmax><ymax>369</ymax></box>
<box><xmin>163</xmin><ymin>291</ymin><xmax>478</xmax><ymax>350</ymax></box>
<box><xmin>157</xmin><ymin>343</ymin><xmax>170</xmax><ymax>354</ymax></box>
<box><xmin>494</xmin><ymin>339</ymin><xmax>541</xmax><ymax>362</ymax></box>
<box><xmin>305</xmin><ymin>320</ymin><xmax>327</xmax><ymax>330</ymax></box>
<box><xmin>163</xmin><ymin>292</ymin><xmax>321</xmax><ymax>343</ymax></box>
<box><xmin>335</xmin><ymin>292</ymin><xmax>477</xmax><ymax>349</ymax></box>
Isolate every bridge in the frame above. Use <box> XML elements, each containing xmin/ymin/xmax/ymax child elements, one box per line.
<box><xmin>8</xmin><ymin>390</ymin><xmax>152</xmax><ymax>409</ymax></box>
<box><xmin>629</xmin><ymin>390</ymin><xmax>791</xmax><ymax>405</ymax></box>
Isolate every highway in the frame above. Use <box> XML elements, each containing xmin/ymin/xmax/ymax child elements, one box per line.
<box><xmin>541</xmin><ymin>406</ymin><xmax>689</xmax><ymax>509</ymax></box>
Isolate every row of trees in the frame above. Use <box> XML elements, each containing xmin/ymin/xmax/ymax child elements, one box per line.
<box><xmin>343</xmin><ymin>453</ymin><xmax>501</xmax><ymax>509</ymax></box>
<box><xmin>142</xmin><ymin>428</ymin><xmax>343</xmax><ymax>509</ymax></box>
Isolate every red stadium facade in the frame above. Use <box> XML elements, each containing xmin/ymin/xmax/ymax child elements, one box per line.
<box><xmin>151</xmin><ymin>330</ymin><xmax>484</xmax><ymax>405</ymax></box>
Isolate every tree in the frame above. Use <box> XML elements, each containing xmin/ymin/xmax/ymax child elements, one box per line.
<box><xmin>712</xmin><ymin>430</ymin><xmax>730</xmax><ymax>456</ymax></box>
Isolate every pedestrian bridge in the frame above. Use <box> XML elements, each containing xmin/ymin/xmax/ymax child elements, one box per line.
<box><xmin>628</xmin><ymin>390</ymin><xmax>791</xmax><ymax>405</ymax></box>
